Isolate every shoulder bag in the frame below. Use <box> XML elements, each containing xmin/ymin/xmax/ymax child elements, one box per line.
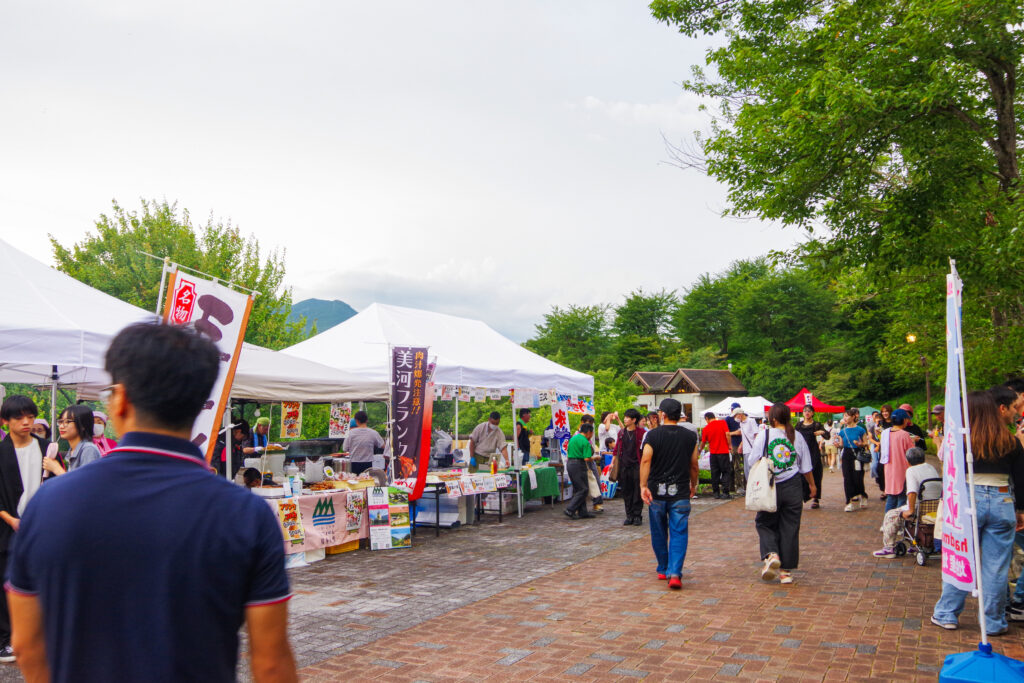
<box><xmin>745</xmin><ymin>431</ymin><xmax>777</xmax><ymax>512</ymax></box>
<box><xmin>842</xmin><ymin>427</ymin><xmax>872</xmax><ymax>464</ymax></box>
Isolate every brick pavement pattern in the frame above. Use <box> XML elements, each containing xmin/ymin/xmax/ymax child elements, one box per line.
<box><xmin>300</xmin><ymin>471</ymin><xmax>1024</xmax><ymax>682</ymax></box>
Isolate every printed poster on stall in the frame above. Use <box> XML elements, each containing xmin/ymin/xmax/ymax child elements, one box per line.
<box><xmin>940</xmin><ymin>264</ymin><xmax>977</xmax><ymax>592</ymax></box>
<box><xmin>391</xmin><ymin>346</ymin><xmax>432</xmax><ymax>500</ymax></box>
<box><xmin>162</xmin><ymin>267</ymin><xmax>252</xmax><ymax>462</ymax></box>
<box><xmin>281</xmin><ymin>402</ymin><xmax>302</xmax><ymax>439</ymax></box>
<box><xmin>552</xmin><ymin>394</ymin><xmax>572</xmax><ymax>459</ymax></box>
<box><xmin>368</xmin><ymin>487</ymin><xmax>412</xmax><ymax>551</ymax></box>
<box><xmin>329</xmin><ymin>402</ymin><xmax>352</xmax><ymax>439</ymax></box>
<box><xmin>274</xmin><ymin>498</ymin><xmax>305</xmax><ymax>547</ymax></box>
<box><xmin>296</xmin><ymin>490</ymin><xmax>366</xmax><ymax>549</ymax></box>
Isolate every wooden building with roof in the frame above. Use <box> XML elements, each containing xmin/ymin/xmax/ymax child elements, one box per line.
<box><xmin>628</xmin><ymin>368</ymin><xmax>747</xmax><ymax>422</ymax></box>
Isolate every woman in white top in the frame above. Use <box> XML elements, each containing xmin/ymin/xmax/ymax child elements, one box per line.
<box><xmin>597</xmin><ymin>412</ymin><xmax>621</xmax><ymax>452</ymax></box>
<box><xmin>45</xmin><ymin>405</ymin><xmax>103</xmax><ymax>476</ymax></box>
<box><xmin>745</xmin><ymin>403</ymin><xmax>816</xmax><ymax>585</ymax></box>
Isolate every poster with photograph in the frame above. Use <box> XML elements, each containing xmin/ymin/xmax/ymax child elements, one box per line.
<box><xmin>345</xmin><ymin>492</ymin><xmax>366</xmax><ymax>532</ymax></box>
<box><xmin>368</xmin><ymin>487</ymin><xmax>412</xmax><ymax>550</ymax></box>
<box><xmin>281</xmin><ymin>401</ymin><xmax>302</xmax><ymax>439</ymax></box>
<box><xmin>329</xmin><ymin>402</ymin><xmax>352</xmax><ymax>439</ymax></box>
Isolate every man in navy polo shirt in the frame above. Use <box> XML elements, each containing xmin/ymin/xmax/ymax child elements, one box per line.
<box><xmin>5</xmin><ymin>322</ymin><xmax>296</xmax><ymax>682</ymax></box>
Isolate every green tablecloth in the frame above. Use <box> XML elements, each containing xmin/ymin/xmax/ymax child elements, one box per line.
<box><xmin>516</xmin><ymin>466</ymin><xmax>560</xmax><ymax>501</ymax></box>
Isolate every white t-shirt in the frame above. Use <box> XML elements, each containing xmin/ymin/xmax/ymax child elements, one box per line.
<box><xmin>14</xmin><ymin>439</ymin><xmax>43</xmax><ymax>516</ymax></box>
<box><xmin>905</xmin><ymin>463</ymin><xmax>942</xmax><ymax>501</ymax></box>
<box><xmin>738</xmin><ymin>418</ymin><xmax>760</xmax><ymax>454</ymax></box>
<box><xmin>746</xmin><ymin>427</ymin><xmax>812</xmax><ymax>484</ymax></box>
<box><xmin>597</xmin><ymin>423</ymin><xmax>620</xmax><ymax>451</ymax></box>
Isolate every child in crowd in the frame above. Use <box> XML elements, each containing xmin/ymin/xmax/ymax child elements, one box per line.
<box><xmin>872</xmin><ymin>448</ymin><xmax>941</xmax><ymax>558</ymax></box>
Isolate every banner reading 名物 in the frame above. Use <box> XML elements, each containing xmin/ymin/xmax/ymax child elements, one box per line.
<box><xmin>391</xmin><ymin>346</ymin><xmax>432</xmax><ymax>500</ymax></box>
<box><xmin>940</xmin><ymin>265</ymin><xmax>977</xmax><ymax>592</ymax></box>
<box><xmin>162</xmin><ymin>267</ymin><xmax>252</xmax><ymax>462</ymax></box>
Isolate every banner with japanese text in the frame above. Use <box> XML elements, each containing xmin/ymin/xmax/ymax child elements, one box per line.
<box><xmin>391</xmin><ymin>346</ymin><xmax>432</xmax><ymax>500</ymax></box>
<box><xmin>940</xmin><ymin>265</ymin><xmax>976</xmax><ymax>592</ymax></box>
<box><xmin>329</xmin><ymin>403</ymin><xmax>352</xmax><ymax>439</ymax></box>
<box><xmin>552</xmin><ymin>394</ymin><xmax>571</xmax><ymax>459</ymax></box>
<box><xmin>162</xmin><ymin>267</ymin><xmax>252</xmax><ymax>463</ymax></box>
<box><xmin>280</xmin><ymin>401</ymin><xmax>302</xmax><ymax>439</ymax></box>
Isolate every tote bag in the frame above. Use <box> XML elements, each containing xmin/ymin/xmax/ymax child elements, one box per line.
<box><xmin>745</xmin><ymin>434</ymin><xmax>777</xmax><ymax>512</ymax></box>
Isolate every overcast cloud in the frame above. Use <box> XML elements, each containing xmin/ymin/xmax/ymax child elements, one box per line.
<box><xmin>0</xmin><ymin>1</ymin><xmax>800</xmax><ymax>341</ymax></box>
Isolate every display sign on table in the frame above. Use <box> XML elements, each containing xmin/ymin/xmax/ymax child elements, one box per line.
<box><xmin>368</xmin><ymin>486</ymin><xmax>411</xmax><ymax>550</ymax></box>
<box><xmin>281</xmin><ymin>401</ymin><xmax>302</xmax><ymax>439</ymax></box>
<box><xmin>275</xmin><ymin>498</ymin><xmax>305</xmax><ymax>547</ymax></box>
<box><xmin>268</xmin><ymin>489</ymin><xmax>368</xmax><ymax>554</ymax></box>
<box><xmin>329</xmin><ymin>402</ymin><xmax>351</xmax><ymax>439</ymax></box>
<box><xmin>391</xmin><ymin>346</ymin><xmax>432</xmax><ymax>500</ymax></box>
<box><xmin>162</xmin><ymin>267</ymin><xmax>252</xmax><ymax>462</ymax></box>
<box><xmin>940</xmin><ymin>264</ymin><xmax>977</xmax><ymax>592</ymax></box>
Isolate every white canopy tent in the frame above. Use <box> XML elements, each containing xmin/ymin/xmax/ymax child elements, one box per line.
<box><xmin>705</xmin><ymin>395</ymin><xmax>774</xmax><ymax>419</ymax></box>
<box><xmin>282</xmin><ymin>303</ymin><xmax>594</xmax><ymax>395</ymax></box>
<box><xmin>0</xmin><ymin>238</ymin><xmax>380</xmax><ymax>404</ymax></box>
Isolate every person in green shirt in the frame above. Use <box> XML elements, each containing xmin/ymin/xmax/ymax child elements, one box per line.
<box><xmin>564</xmin><ymin>423</ymin><xmax>595</xmax><ymax>519</ymax></box>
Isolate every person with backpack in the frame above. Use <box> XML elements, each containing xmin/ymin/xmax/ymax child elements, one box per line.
<box><xmin>745</xmin><ymin>403</ymin><xmax>816</xmax><ymax>585</ymax></box>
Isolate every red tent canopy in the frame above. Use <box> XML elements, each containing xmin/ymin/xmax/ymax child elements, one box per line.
<box><xmin>783</xmin><ymin>388</ymin><xmax>844</xmax><ymax>413</ymax></box>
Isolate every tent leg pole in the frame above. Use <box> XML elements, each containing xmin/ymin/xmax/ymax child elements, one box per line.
<box><xmin>224</xmin><ymin>404</ymin><xmax>232</xmax><ymax>481</ymax></box>
<box><xmin>50</xmin><ymin>366</ymin><xmax>58</xmax><ymax>440</ymax></box>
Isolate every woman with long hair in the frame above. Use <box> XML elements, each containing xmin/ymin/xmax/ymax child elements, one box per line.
<box><xmin>932</xmin><ymin>391</ymin><xmax>1024</xmax><ymax>635</ymax></box>
<box><xmin>838</xmin><ymin>408</ymin><xmax>868</xmax><ymax>512</ymax></box>
<box><xmin>794</xmin><ymin>405</ymin><xmax>826</xmax><ymax>508</ymax></box>
<box><xmin>44</xmin><ymin>405</ymin><xmax>102</xmax><ymax>476</ymax></box>
<box><xmin>745</xmin><ymin>403</ymin><xmax>816</xmax><ymax>584</ymax></box>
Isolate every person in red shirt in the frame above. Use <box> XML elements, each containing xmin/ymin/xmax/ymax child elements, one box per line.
<box><xmin>701</xmin><ymin>412</ymin><xmax>733</xmax><ymax>499</ymax></box>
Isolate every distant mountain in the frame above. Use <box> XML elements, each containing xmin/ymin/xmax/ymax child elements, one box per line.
<box><xmin>289</xmin><ymin>298</ymin><xmax>357</xmax><ymax>334</ymax></box>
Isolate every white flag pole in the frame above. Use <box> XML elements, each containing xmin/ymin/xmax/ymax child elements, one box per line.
<box><xmin>950</xmin><ymin>260</ymin><xmax>988</xmax><ymax>643</ymax></box>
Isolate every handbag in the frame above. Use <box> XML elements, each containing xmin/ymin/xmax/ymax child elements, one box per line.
<box><xmin>608</xmin><ymin>456</ymin><xmax>620</xmax><ymax>482</ymax></box>
<box><xmin>745</xmin><ymin>433</ymin><xmax>777</xmax><ymax>512</ymax></box>
<box><xmin>586</xmin><ymin>468</ymin><xmax>601</xmax><ymax>498</ymax></box>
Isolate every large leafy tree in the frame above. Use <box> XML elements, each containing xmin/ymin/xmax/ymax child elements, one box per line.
<box><xmin>524</xmin><ymin>304</ymin><xmax>612</xmax><ymax>372</ymax></box>
<box><xmin>51</xmin><ymin>199</ymin><xmax>310</xmax><ymax>350</ymax></box>
<box><xmin>651</xmin><ymin>0</ymin><xmax>1024</xmax><ymax>384</ymax></box>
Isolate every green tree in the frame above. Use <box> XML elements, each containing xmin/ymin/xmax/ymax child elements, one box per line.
<box><xmin>652</xmin><ymin>0</ymin><xmax>1024</xmax><ymax>383</ymax></box>
<box><xmin>51</xmin><ymin>199</ymin><xmax>310</xmax><ymax>350</ymax></box>
<box><xmin>523</xmin><ymin>304</ymin><xmax>612</xmax><ymax>373</ymax></box>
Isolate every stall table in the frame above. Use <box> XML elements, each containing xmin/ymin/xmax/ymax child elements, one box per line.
<box><xmin>264</xmin><ymin>488</ymin><xmax>369</xmax><ymax>554</ymax></box>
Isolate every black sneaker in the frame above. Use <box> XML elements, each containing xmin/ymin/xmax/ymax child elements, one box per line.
<box><xmin>1008</xmin><ymin>601</ymin><xmax>1024</xmax><ymax>621</ymax></box>
<box><xmin>623</xmin><ymin>518</ymin><xmax>634</xmax><ymax>526</ymax></box>
<box><xmin>0</xmin><ymin>645</ymin><xmax>15</xmax><ymax>663</ymax></box>
<box><xmin>632</xmin><ymin>517</ymin><xmax>643</xmax><ymax>526</ymax></box>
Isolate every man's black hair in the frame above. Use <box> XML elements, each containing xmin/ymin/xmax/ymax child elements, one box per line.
<box><xmin>243</xmin><ymin>468</ymin><xmax>262</xmax><ymax>486</ymax></box>
<box><xmin>105</xmin><ymin>322</ymin><xmax>220</xmax><ymax>432</ymax></box>
<box><xmin>623</xmin><ymin>408</ymin><xmax>641</xmax><ymax>421</ymax></box>
<box><xmin>232</xmin><ymin>419</ymin><xmax>251</xmax><ymax>438</ymax></box>
<box><xmin>604</xmin><ymin>437</ymin><xmax>615</xmax><ymax>449</ymax></box>
<box><xmin>1</xmin><ymin>395</ymin><xmax>38</xmax><ymax>421</ymax></box>
<box><xmin>1005</xmin><ymin>378</ymin><xmax>1024</xmax><ymax>394</ymax></box>
<box><xmin>354</xmin><ymin>410</ymin><xmax>369</xmax><ymax>424</ymax></box>
<box><xmin>580</xmin><ymin>414</ymin><xmax>595</xmax><ymax>424</ymax></box>
<box><xmin>661</xmin><ymin>405</ymin><xmax>682</xmax><ymax>421</ymax></box>
<box><xmin>518</xmin><ymin>408</ymin><xmax>531</xmax><ymax>419</ymax></box>
<box><xmin>60</xmin><ymin>404</ymin><xmax>95</xmax><ymax>443</ymax></box>
<box><xmin>989</xmin><ymin>385</ymin><xmax>1017</xmax><ymax>409</ymax></box>
<box><xmin>579</xmin><ymin>423</ymin><xmax>594</xmax><ymax>434</ymax></box>
<box><xmin>703</xmin><ymin>411</ymin><xmax>715</xmax><ymax>420</ymax></box>
<box><xmin>488</xmin><ymin>411</ymin><xmax>501</xmax><ymax>421</ymax></box>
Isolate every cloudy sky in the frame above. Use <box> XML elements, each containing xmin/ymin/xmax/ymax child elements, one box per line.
<box><xmin>1</xmin><ymin>1</ymin><xmax>800</xmax><ymax>341</ymax></box>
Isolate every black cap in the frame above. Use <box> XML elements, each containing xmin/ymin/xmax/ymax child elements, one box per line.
<box><xmin>658</xmin><ymin>398</ymin><xmax>682</xmax><ymax>418</ymax></box>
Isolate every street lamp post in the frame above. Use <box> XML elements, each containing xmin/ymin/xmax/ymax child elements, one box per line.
<box><xmin>906</xmin><ymin>333</ymin><xmax>932</xmax><ymax>428</ymax></box>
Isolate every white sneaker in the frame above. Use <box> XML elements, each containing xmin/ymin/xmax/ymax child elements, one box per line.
<box><xmin>844</xmin><ymin>503</ymin><xmax>855</xmax><ymax>512</ymax></box>
<box><xmin>859</xmin><ymin>497</ymin><xmax>868</xmax><ymax>508</ymax></box>
<box><xmin>779</xmin><ymin>571</ymin><xmax>794</xmax><ymax>584</ymax></box>
<box><xmin>761</xmin><ymin>553</ymin><xmax>781</xmax><ymax>582</ymax></box>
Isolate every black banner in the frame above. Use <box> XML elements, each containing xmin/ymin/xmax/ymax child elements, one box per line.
<box><xmin>391</xmin><ymin>346</ymin><xmax>431</xmax><ymax>500</ymax></box>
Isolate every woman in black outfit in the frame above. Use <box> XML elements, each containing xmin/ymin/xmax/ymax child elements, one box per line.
<box><xmin>794</xmin><ymin>405</ymin><xmax>826</xmax><ymax>509</ymax></box>
<box><xmin>838</xmin><ymin>408</ymin><xmax>869</xmax><ymax>512</ymax></box>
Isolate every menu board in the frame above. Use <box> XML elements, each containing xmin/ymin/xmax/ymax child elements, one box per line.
<box><xmin>275</xmin><ymin>498</ymin><xmax>305</xmax><ymax>547</ymax></box>
<box><xmin>368</xmin><ymin>487</ymin><xmax>412</xmax><ymax>550</ymax></box>
<box><xmin>329</xmin><ymin>402</ymin><xmax>351</xmax><ymax>439</ymax></box>
<box><xmin>281</xmin><ymin>401</ymin><xmax>302</xmax><ymax>439</ymax></box>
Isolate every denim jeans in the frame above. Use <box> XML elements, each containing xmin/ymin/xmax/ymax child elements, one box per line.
<box><xmin>932</xmin><ymin>485</ymin><xmax>1016</xmax><ymax>632</ymax></box>
<box><xmin>1013</xmin><ymin>530</ymin><xmax>1024</xmax><ymax>604</ymax></box>
<box><xmin>648</xmin><ymin>498</ymin><xmax>691</xmax><ymax>577</ymax></box>
<box><xmin>885</xmin><ymin>491</ymin><xmax>907</xmax><ymax>513</ymax></box>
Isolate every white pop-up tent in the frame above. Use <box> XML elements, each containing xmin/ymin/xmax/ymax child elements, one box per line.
<box><xmin>282</xmin><ymin>303</ymin><xmax>594</xmax><ymax>395</ymax></box>
<box><xmin>0</xmin><ymin>238</ymin><xmax>380</xmax><ymax>404</ymax></box>
<box><xmin>705</xmin><ymin>395</ymin><xmax>774</xmax><ymax>419</ymax></box>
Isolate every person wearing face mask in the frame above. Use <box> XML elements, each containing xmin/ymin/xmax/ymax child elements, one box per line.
<box><xmin>30</xmin><ymin>420</ymin><xmax>50</xmax><ymax>442</ymax></box>
<box><xmin>91</xmin><ymin>411</ymin><xmax>118</xmax><ymax>455</ymax></box>
<box><xmin>44</xmin><ymin>405</ymin><xmax>102</xmax><ymax>476</ymax></box>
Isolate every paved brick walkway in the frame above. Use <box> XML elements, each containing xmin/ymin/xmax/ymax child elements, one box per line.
<box><xmin>299</xmin><ymin>470</ymin><xmax>1024</xmax><ymax>681</ymax></box>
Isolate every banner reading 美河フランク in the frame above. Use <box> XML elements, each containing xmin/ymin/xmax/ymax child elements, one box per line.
<box><xmin>162</xmin><ymin>267</ymin><xmax>252</xmax><ymax>463</ymax></box>
<box><xmin>391</xmin><ymin>346</ymin><xmax>431</xmax><ymax>500</ymax></box>
<box><xmin>940</xmin><ymin>265</ymin><xmax>976</xmax><ymax>592</ymax></box>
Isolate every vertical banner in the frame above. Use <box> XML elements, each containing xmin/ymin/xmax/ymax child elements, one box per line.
<box><xmin>329</xmin><ymin>402</ymin><xmax>351</xmax><ymax>439</ymax></box>
<box><xmin>940</xmin><ymin>266</ymin><xmax>976</xmax><ymax>591</ymax></box>
<box><xmin>552</xmin><ymin>394</ymin><xmax>571</xmax><ymax>459</ymax></box>
<box><xmin>392</xmin><ymin>346</ymin><xmax>431</xmax><ymax>500</ymax></box>
<box><xmin>162</xmin><ymin>268</ymin><xmax>252</xmax><ymax>462</ymax></box>
<box><xmin>281</xmin><ymin>402</ymin><xmax>302</xmax><ymax>439</ymax></box>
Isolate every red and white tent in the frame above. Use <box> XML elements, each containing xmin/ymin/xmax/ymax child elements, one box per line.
<box><xmin>783</xmin><ymin>388</ymin><xmax>844</xmax><ymax>413</ymax></box>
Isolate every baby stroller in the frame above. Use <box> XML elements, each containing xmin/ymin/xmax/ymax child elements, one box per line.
<box><xmin>894</xmin><ymin>477</ymin><xmax>943</xmax><ymax>566</ymax></box>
